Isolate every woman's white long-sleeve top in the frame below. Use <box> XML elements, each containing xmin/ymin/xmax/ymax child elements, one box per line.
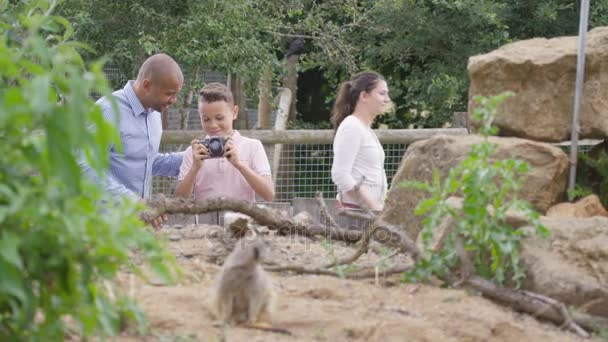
<box><xmin>331</xmin><ymin>115</ymin><xmax>387</xmax><ymax>208</ymax></box>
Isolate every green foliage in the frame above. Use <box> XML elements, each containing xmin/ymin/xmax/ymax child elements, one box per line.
<box><xmin>0</xmin><ymin>1</ymin><xmax>175</xmax><ymax>340</ymax></box>
<box><xmin>57</xmin><ymin>0</ymin><xmax>608</xmax><ymax>128</ymax></box>
<box><xmin>574</xmin><ymin>149</ymin><xmax>608</xmax><ymax>206</ymax></box>
<box><xmin>567</xmin><ymin>184</ymin><xmax>593</xmax><ymax>203</ymax></box>
<box><xmin>319</xmin><ymin>239</ymin><xmax>358</xmax><ymax>278</ymax></box>
<box><xmin>402</xmin><ymin>92</ymin><xmax>548</xmax><ymax>287</ymax></box>
<box><xmin>595</xmin><ymin>326</ymin><xmax>608</xmax><ymax>340</ymax></box>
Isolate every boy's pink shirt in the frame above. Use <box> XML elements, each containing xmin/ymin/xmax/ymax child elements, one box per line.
<box><xmin>178</xmin><ymin>131</ymin><xmax>271</xmax><ymax>202</ymax></box>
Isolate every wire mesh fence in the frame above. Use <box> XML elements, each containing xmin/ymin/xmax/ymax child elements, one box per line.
<box><xmin>153</xmin><ymin>142</ymin><xmax>408</xmax><ymax>201</ymax></box>
<box><xmin>154</xmin><ymin>138</ymin><xmax>603</xmax><ymax>204</ymax></box>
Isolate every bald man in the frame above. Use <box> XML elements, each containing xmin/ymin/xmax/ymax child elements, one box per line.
<box><xmin>80</xmin><ymin>53</ymin><xmax>184</xmax><ymax>204</ymax></box>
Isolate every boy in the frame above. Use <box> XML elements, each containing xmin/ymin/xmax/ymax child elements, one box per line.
<box><xmin>175</xmin><ymin>83</ymin><xmax>274</xmax><ymax>202</ymax></box>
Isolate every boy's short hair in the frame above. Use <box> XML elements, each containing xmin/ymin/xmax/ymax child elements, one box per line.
<box><xmin>199</xmin><ymin>82</ymin><xmax>234</xmax><ymax>105</ymax></box>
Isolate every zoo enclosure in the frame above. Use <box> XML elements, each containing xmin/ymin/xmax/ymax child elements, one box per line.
<box><xmin>153</xmin><ymin>128</ymin><xmax>470</xmax><ymax>201</ymax></box>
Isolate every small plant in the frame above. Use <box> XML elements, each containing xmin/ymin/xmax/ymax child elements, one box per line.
<box><xmin>402</xmin><ymin>92</ymin><xmax>548</xmax><ymax>287</ymax></box>
<box><xmin>320</xmin><ymin>239</ymin><xmax>358</xmax><ymax>277</ymax></box>
<box><xmin>374</xmin><ymin>247</ymin><xmax>397</xmax><ymax>273</ymax></box>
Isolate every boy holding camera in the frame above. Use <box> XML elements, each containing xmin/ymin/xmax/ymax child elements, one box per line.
<box><xmin>174</xmin><ymin>83</ymin><xmax>274</xmax><ymax>202</ymax></box>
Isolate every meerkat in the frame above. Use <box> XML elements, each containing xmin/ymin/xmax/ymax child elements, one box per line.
<box><xmin>211</xmin><ymin>238</ymin><xmax>275</xmax><ymax>325</ymax></box>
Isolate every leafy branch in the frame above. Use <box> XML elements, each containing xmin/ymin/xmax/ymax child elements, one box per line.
<box><xmin>402</xmin><ymin>92</ymin><xmax>549</xmax><ymax>287</ymax></box>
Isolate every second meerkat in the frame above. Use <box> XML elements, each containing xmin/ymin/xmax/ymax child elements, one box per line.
<box><xmin>211</xmin><ymin>239</ymin><xmax>275</xmax><ymax>325</ymax></box>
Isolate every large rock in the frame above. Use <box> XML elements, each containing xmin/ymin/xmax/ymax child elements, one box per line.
<box><xmin>381</xmin><ymin>134</ymin><xmax>568</xmax><ymax>240</ymax></box>
<box><xmin>468</xmin><ymin>26</ymin><xmax>608</xmax><ymax>142</ymax></box>
<box><xmin>546</xmin><ymin>194</ymin><xmax>608</xmax><ymax>218</ymax></box>
<box><xmin>521</xmin><ymin>216</ymin><xmax>608</xmax><ymax>317</ymax></box>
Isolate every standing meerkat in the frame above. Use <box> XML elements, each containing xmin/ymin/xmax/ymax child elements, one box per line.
<box><xmin>211</xmin><ymin>238</ymin><xmax>274</xmax><ymax>325</ymax></box>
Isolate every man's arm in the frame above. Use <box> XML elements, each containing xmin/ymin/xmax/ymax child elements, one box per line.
<box><xmin>152</xmin><ymin>151</ymin><xmax>184</xmax><ymax>177</ymax></box>
<box><xmin>79</xmin><ymin>100</ymin><xmax>139</xmax><ymax>200</ymax></box>
<box><xmin>79</xmin><ymin>158</ymin><xmax>139</xmax><ymax>200</ymax></box>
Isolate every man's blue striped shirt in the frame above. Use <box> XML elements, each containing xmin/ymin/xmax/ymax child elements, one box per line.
<box><xmin>80</xmin><ymin>81</ymin><xmax>183</xmax><ymax>199</ymax></box>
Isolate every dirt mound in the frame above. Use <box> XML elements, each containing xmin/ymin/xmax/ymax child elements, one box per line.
<box><xmin>115</xmin><ymin>225</ymin><xmax>593</xmax><ymax>341</ymax></box>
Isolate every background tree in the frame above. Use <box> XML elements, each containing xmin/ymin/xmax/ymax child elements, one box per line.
<box><xmin>58</xmin><ymin>0</ymin><xmax>608</xmax><ymax>129</ymax></box>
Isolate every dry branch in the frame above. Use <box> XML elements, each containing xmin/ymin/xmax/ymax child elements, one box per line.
<box><xmin>322</xmin><ymin>179</ymin><xmax>379</xmax><ymax>268</ymax></box>
<box><xmin>143</xmin><ymin>195</ymin><xmax>362</xmax><ymax>243</ymax></box>
<box><xmin>397</xmin><ymin>214</ymin><xmax>601</xmax><ymax>336</ymax></box>
<box><xmin>315</xmin><ymin>191</ymin><xmax>339</xmax><ymax>228</ymax></box>
<box><xmin>324</xmin><ymin>223</ymin><xmax>375</xmax><ymax>268</ymax></box>
<box><xmin>465</xmin><ymin>276</ymin><xmax>593</xmax><ymax>337</ymax></box>
<box><xmin>265</xmin><ymin>264</ymin><xmax>411</xmax><ymax>279</ymax></box>
<box><xmin>373</xmin><ymin>220</ymin><xmax>419</xmax><ymax>257</ymax></box>
<box><xmin>337</xmin><ymin>209</ymin><xmax>375</xmax><ymax>221</ymax></box>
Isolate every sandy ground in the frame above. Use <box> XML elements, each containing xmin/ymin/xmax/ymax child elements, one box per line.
<box><xmin>114</xmin><ymin>224</ymin><xmax>597</xmax><ymax>342</ymax></box>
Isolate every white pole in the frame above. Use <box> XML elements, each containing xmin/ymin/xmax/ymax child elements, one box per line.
<box><xmin>568</xmin><ymin>0</ymin><xmax>591</xmax><ymax>194</ymax></box>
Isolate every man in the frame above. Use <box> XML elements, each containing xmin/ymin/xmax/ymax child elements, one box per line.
<box><xmin>80</xmin><ymin>53</ymin><xmax>184</xmax><ymax>226</ymax></box>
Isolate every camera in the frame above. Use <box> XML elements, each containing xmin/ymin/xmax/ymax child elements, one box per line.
<box><xmin>199</xmin><ymin>136</ymin><xmax>229</xmax><ymax>158</ymax></box>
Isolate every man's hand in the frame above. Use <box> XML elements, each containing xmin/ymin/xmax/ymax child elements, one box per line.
<box><xmin>150</xmin><ymin>213</ymin><xmax>168</xmax><ymax>229</ymax></box>
<box><xmin>141</xmin><ymin>199</ymin><xmax>168</xmax><ymax>229</ymax></box>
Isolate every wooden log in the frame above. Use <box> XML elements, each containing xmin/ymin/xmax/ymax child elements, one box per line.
<box><xmin>256</xmin><ymin>67</ymin><xmax>273</xmax><ymax>129</ymax></box>
<box><xmin>161</xmin><ymin>128</ymin><xmax>469</xmax><ymax>145</ymax></box>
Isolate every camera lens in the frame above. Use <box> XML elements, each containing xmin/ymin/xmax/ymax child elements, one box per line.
<box><xmin>208</xmin><ymin>137</ymin><xmax>223</xmax><ymax>156</ymax></box>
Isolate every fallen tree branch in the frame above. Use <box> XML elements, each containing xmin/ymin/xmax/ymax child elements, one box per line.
<box><xmin>265</xmin><ymin>264</ymin><xmax>411</xmax><ymax>279</ymax></box>
<box><xmin>323</xmin><ymin>179</ymin><xmax>380</xmax><ymax>268</ymax></box>
<box><xmin>337</xmin><ymin>209</ymin><xmax>418</xmax><ymax>256</ymax></box>
<box><xmin>143</xmin><ymin>195</ymin><xmax>362</xmax><ymax>243</ymax></box>
<box><xmin>315</xmin><ymin>191</ymin><xmax>340</xmax><ymax>228</ymax></box>
<box><xmin>391</xmin><ymin>215</ymin><xmax>601</xmax><ymax>336</ymax></box>
<box><xmin>373</xmin><ymin>220</ymin><xmax>419</xmax><ymax>258</ymax></box>
<box><xmin>465</xmin><ymin>276</ymin><xmax>591</xmax><ymax>337</ymax></box>
<box><xmin>451</xmin><ymin>234</ymin><xmax>473</xmax><ymax>288</ymax></box>
<box><xmin>324</xmin><ymin>221</ymin><xmax>375</xmax><ymax>268</ymax></box>
<box><xmin>522</xmin><ymin>290</ymin><xmax>589</xmax><ymax>337</ymax></box>
<box><xmin>337</xmin><ymin>209</ymin><xmax>375</xmax><ymax>221</ymax></box>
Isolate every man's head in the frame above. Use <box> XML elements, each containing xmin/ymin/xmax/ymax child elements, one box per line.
<box><xmin>134</xmin><ymin>53</ymin><xmax>183</xmax><ymax>112</ymax></box>
<box><xmin>198</xmin><ymin>82</ymin><xmax>238</xmax><ymax>137</ymax></box>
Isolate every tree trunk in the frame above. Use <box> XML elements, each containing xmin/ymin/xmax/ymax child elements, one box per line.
<box><xmin>257</xmin><ymin>67</ymin><xmax>273</xmax><ymax>129</ymax></box>
<box><xmin>178</xmin><ymin>66</ymin><xmax>201</xmax><ymax>130</ymax></box>
<box><xmin>162</xmin><ymin>108</ymin><xmax>170</xmax><ymax>129</ymax></box>
<box><xmin>229</xmin><ymin>74</ymin><xmax>249</xmax><ymax>130</ymax></box>
<box><xmin>284</xmin><ymin>54</ymin><xmax>299</xmax><ymax>124</ymax></box>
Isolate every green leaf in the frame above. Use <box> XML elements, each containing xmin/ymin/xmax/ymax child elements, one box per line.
<box><xmin>0</xmin><ymin>232</ymin><xmax>24</xmax><ymax>271</ymax></box>
<box><xmin>0</xmin><ymin>261</ymin><xmax>26</xmax><ymax>303</ymax></box>
<box><xmin>414</xmin><ymin>198</ymin><xmax>437</xmax><ymax>215</ymax></box>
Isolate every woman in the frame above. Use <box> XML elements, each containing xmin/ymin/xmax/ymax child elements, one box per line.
<box><xmin>330</xmin><ymin>71</ymin><xmax>391</xmax><ymax>211</ymax></box>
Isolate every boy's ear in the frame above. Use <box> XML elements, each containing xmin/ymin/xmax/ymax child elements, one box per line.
<box><xmin>232</xmin><ymin>105</ymin><xmax>239</xmax><ymax>120</ymax></box>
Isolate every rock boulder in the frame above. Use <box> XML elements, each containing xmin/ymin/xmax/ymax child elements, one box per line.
<box><xmin>468</xmin><ymin>26</ymin><xmax>608</xmax><ymax>142</ymax></box>
<box><xmin>381</xmin><ymin>134</ymin><xmax>568</xmax><ymax>240</ymax></box>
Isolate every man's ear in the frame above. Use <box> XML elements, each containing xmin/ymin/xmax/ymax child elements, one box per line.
<box><xmin>142</xmin><ymin>79</ymin><xmax>152</xmax><ymax>92</ymax></box>
<box><xmin>232</xmin><ymin>105</ymin><xmax>239</xmax><ymax>120</ymax></box>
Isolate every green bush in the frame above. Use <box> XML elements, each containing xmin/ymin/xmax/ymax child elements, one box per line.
<box><xmin>403</xmin><ymin>92</ymin><xmax>548</xmax><ymax>287</ymax></box>
<box><xmin>572</xmin><ymin>150</ymin><xmax>608</xmax><ymax>206</ymax></box>
<box><xmin>0</xmin><ymin>1</ymin><xmax>175</xmax><ymax>340</ymax></box>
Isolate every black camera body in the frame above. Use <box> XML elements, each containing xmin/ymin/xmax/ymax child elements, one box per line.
<box><xmin>199</xmin><ymin>136</ymin><xmax>229</xmax><ymax>158</ymax></box>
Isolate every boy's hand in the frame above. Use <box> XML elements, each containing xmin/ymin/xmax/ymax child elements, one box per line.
<box><xmin>224</xmin><ymin>137</ymin><xmax>242</xmax><ymax>168</ymax></box>
<box><xmin>191</xmin><ymin>139</ymin><xmax>210</xmax><ymax>170</ymax></box>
